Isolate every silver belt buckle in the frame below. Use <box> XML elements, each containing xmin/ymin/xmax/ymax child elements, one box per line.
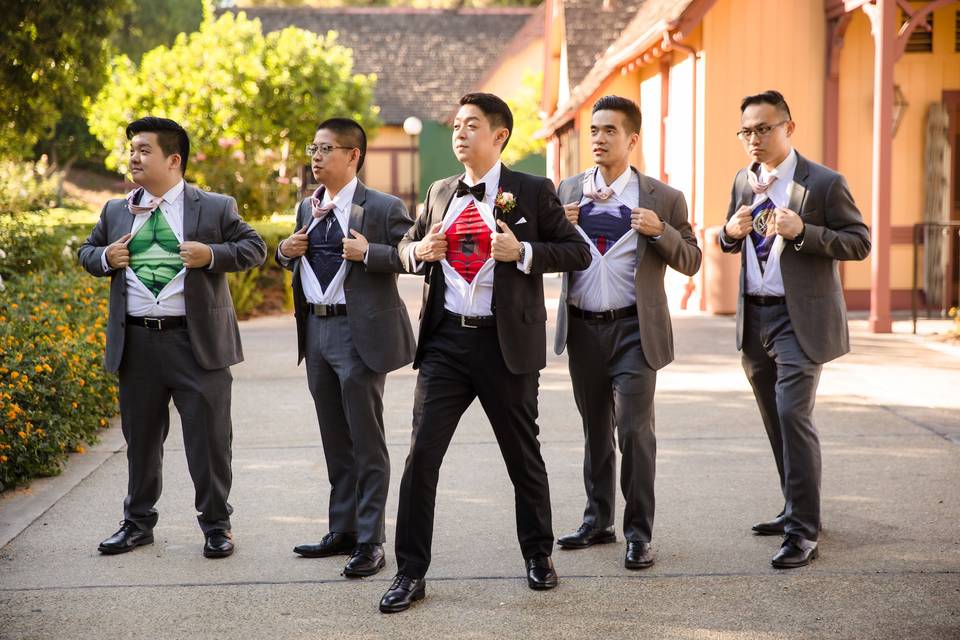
<box><xmin>314</xmin><ymin>304</ymin><xmax>329</xmax><ymax>317</ymax></box>
<box><xmin>144</xmin><ymin>317</ymin><xmax>163</xmax><ymax>330</ymax></box>
<box><xmin>460</xmin><ymin>314</ymin><xmax>478</xmax><ymax>329</ymax></box>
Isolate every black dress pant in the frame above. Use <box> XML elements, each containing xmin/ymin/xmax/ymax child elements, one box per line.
<box><xmin>394</xmin><ymin>315</ymin><xmax>554</xmax><ymax>579</ymax></box>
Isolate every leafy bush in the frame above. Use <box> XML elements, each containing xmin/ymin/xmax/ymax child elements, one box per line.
<box><xmin>0</xmin><ymin>157</ymin><xmax>62</xmax><ymax>214</ymax></box>
<box><xmin>0</xmin><ymin>269</ymin><xmax>116</xmax><ymax>491</ymax></box>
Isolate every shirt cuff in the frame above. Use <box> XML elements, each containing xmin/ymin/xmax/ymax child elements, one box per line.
<box><xmin>100</xmin><ymin>251</ymin><xmax>112</xmax><ymax>274</ymax></box>
<box><xmin>206</xmin><ymin>246</ymin><xmax>215</xmax><ymax>270</ymax></box>
<box><xmin>516</xmin><ymin>241</ymin><xmax>533</xmax><ymax>274</ymax></box>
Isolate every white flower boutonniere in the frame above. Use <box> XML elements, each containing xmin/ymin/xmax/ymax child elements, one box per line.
<box><xmin>495</xmin><ymin>189</ymin><xmax>516</xmax><ymax>215</ymax></box>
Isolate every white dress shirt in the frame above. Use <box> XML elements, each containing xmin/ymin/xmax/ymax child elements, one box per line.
<box><xmin>430</xmin><ymin>161</ymin><xmax>532</xmax><ymax>316</ymax></box>
<box><xmin>105</xmin><ymin>180</ymin><xmax>190</xmax><ymax>317</ymax></box>
<box><xmin>294</xmin><ymin>177</ymin><xmax>358</xmax><ymax>305</ymax></box>
<box><xmin>744</xmin><ymin>149</ymin><xmax>798</xmax><ymax>296</ymax></box>
<box><xmin>567</xmin><ymin>167</ymin><xmax>641</xmax><ymax>312</ymax></box>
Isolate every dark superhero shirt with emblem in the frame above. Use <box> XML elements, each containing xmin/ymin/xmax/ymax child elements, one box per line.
<box><xmin>578</xmin><ymin>201</ymin><xmax>632</xmax><ymax>255</ymax></box>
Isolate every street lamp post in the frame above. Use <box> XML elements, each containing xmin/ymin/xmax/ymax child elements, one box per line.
<box><xmin>402</xmin><ymin>116</ymin><xmax>423</xmax><ymax>215</ymax></box>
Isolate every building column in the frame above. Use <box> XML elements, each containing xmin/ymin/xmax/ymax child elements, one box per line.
<box><xmin>868</xmin><ymin>0</ymin><xmax>895</xmax><ymax>332</ymax></box>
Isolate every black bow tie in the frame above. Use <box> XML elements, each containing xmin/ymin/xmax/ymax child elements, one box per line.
<box><xmin>455</xmin><ymin>179</ymin><xmax>485</xmax><ymax>201</ymax></box>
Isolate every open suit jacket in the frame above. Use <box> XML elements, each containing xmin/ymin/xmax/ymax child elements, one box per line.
<box><xmin>278</xmin><ymin>180</ymin><xmax>416</xmax><ymax>373</ymax></box>
<box><xmin>397</xmin><ymin>164</ymin><xmax>591</xmax><ymax>374</ymax></box>
<box><xmin>78</xmin><ymin>183</ymin><xmax>267</xmax><ymax>373</ymax></box>
<box><xmin>720</xmin><ymin>152</ymin><xmax>871</xmax><ymax>364</ymax></box>
<box><xmin>554</xmin><ymin>167</ymin><xmax>702</xmax><ymax>371</ymax></box>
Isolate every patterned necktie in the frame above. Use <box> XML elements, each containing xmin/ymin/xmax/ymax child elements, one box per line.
<box><xmin>126</xmin><ymin>187</ymin><xmax>162</xmax><ymax>216</ymax></box>
<box><xmin>307</xmin><ymin>204</ymin><xmax>344</xmax><ymax>292</ymax></box>
<box><xmin>747</xmin><ymin>166</ymin><xmax>777</xmax><ymax>194</ymax></box>
<box><xmin>446</xmin><ymin>200</ymin><xmax>492</xmax><ymax>284</ymax></box>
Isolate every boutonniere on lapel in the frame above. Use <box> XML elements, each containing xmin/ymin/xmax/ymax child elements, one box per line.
<box><xmin>494</xmin><ymin>188</ymin><xmax>516</xmax><ymax>220</ymax></box>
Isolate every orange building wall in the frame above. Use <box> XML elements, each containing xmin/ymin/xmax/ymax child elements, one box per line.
<box><xmin>837</xmin><ymin>5</ymin><xmax>960</xmax><ymax>291</ymax></box>
<box><xmin>700</xmin><ymin>0</ymin><xmax>826</xmax><ymax>231</ymax></box>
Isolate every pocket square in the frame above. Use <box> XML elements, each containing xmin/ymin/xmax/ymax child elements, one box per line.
<box><xmin>515</xmin><ymin>217</ymin><xmax>527</xmax><ymax>224</ymax></box>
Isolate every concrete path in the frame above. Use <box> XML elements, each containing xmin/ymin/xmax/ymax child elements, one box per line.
<box><xmin>1</xmin><ymin>275</ymin><xmax>958</xmax><ymax>639</ymax></box>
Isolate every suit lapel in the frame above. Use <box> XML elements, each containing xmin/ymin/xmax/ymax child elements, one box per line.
<box><xmin>432</xmin><ymin>176</ymin><xmax>458</xmax><ymax>227</ymax></box>
<box><xmin>496</xmin><ymin>165</ymin><xmax>522</xmax><ymax>224</ymax></box>
<box><xmin>634</xmin><ymin>168</ymin><xmax>655</xmax><ymax>263</ymax></box>
<box><xmin>349</xmin><ymin>180</ymin><xmax>366</xmax><ymax>235</ymax></box>
<box><xmin>788</xmin><ymin>152</ymin><xmax>810</xmax><ymax>215</ymax></box>
<box><xmin>183</xmin><ymin>183</ymin><xmax>201</xmax><ymax>240</ymax></box>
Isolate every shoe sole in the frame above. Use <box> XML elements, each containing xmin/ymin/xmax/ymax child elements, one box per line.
<box><xmin>98</xmin><ymin>535</ymin><xmax>154</xmax><ymax>555</ymax></box>
<box><xmin>294</xmin><ymin>549</ymin><xmax>353</xmax><ymax>558</ymax></box>
<box><xmin>203</xmin><ymin>547</ymin><xmax>235</xmax><ymax>559</ymax></box>
<box><xmin>771</xmin><ymin>548</ymin><xmax>818</xmax><ymax>569</ymax></box>
<box><xmin>527</xmin><ymin>578</ymin><xmax>559</xmax><ymax>590</ymax></box>
<box><xmin>624</xmin><ymin>560</ymin><xmax>655</xmax><ymax>570</ymax></box>
<box><xmin>557</xmin><ymin>533</ymin><xmax>617</xmax><ymax>549</ymax></box>
<box><xmin>378</xmin><ymin>589</ymin><xmax>425</xmax><ymax>613</ymax></box>
<box><xmin>343</xmin><ymin>556</ymin><xmax>386</xmax><ymax>578</ymax></box>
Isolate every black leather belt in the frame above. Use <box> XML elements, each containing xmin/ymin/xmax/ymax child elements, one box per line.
<box><xmin>444</xmin><ymin>310</ymin><xmax>496</xmax><ymax>329</ymax></box>
<box><xmin>126</xmin><ymin>315</ymin><xmax>187</xmax><ymax>330</ymax></box>
<box><xmin>568</xmin><ymin>305</ymin><xmax>635</xmax><ymax>323</ymax></box>
<box><xmin>309</xmin><ymin>303</ymin><xmax>348</xmax><ymax>317</ymax></box>
<box><xmin>745</xmin><ymin>295</ymin><xmax>786</xmax><ymax>306</ymax></box>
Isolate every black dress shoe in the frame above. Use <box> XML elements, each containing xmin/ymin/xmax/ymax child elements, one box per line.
<box><xmin>752</xmin><ymin>513</ymin><xmax>786</xmax><ymax>536</ymax></box>
<box><xmin>293</xmin><ymin>532</ymin><xmax>358</xmax><ymax>558</ymax></box>
<box><xmin>98</xmin><ymin>521</ymin><xmax>154</xmax><ymax>555</ymax></box>
<box><xmin>771</xmin><ymin>535</ymin><xmax>818</xmax><ymax>569</ymax></box>
<box><xmin>343</xmin><ymin>543</ymin><xmax>386</xmax><ymax>578</ymax></box>
<box><xmin>624</xmin><ymin>541</ymin><xmax>655</xmax><ymax>570</ymax></box>
<box><xmin>526</xmin><ymin>555</ymin><xmax>559</xmax><ymax>590</ymax></box>
<box><xmin>203</xmin><ymin>530</ymin><xmax>234</xmax><ymax>558</ymax></box>
<box><xmin>379</xmin><ymin>574</ymin><xmax>426</xmax><ymax>613</ymax></box>
<box><xmin>557</xmin><ymin>523</ymin><xmax>616</xmax><ymax>549</ymax></box>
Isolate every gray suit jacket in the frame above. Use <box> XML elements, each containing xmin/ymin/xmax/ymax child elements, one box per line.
<box><xmin>78</xmin><ymin>183</ymin><xmax>267</xmax><ymax>373</ymax></box>
<box><xmin>720</xmin><ymin>152</ymin><xmax>871</xmax><ymax>364</ymax></box>
<box><xmin>277</xmin><ymin>181</ymin><xmax>416</xmax><ymax>373</ymax></box>
<box><xmin>554</xmin><ymin>167</ymin><xmax>702</xmax><ymax>371</ymax></box>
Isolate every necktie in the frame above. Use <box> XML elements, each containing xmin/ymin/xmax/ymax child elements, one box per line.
<box><xmin>583</xmin><ymin>184</ymin><xmax>615</xmax><ymax>202</ymax></box>
<box><xmin>126</xmin><ymin>188</ymin><xmax>162</xmax><ymax>215</ymax></box>
<box><xmin>747</xmin><ymin>166</ymin><xmax>777</xmax><ymax>194</ymax></box>
<box><xmin>307</xmin><ymin>207</ymin><xmax>344</xmax><ymax>292</ymax></box>
<box><xmin>455</xmin><ymin>180</ymin><xmax>485</xmax><ymax>201</ymax></box>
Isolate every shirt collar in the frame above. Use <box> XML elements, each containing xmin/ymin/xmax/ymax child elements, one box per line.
<box><xmin>143</xmin><ymin>179</ymin><xmax>185</xmax><ymax>207</ymax></box>
<box><xmin>463</xmin><ymin>161</ymin><xmax>502</xmax><ymax>202</ymax></box>
<box><xmin>593</xmin><ymin>166</ymin><xmax>633</xmax><ymax>196</ymax></box>
<box><xmin>320</xmin><ymin>176</ymin><xmax>359</xmax><ymax>213</ymax></box>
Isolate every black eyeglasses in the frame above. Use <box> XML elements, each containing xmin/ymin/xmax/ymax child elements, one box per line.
<box><xmin>305</xmin><ymin>143</ymin><xmax>355</xmax><ymax>157</ymax></box>
<box><xmin>736</xmin><ymin>121</ymin><xmax>789</xmax><ymax>140</ymax></box>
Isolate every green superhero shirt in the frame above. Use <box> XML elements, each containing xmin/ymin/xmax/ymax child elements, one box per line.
<box><xmin>127</xmin><ymin>209</ymin><xmax>182</xmax><ymax>297</ymax></box>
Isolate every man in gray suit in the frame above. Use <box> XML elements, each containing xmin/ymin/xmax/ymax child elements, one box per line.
<box><xmin>554</xmin><ymin>96</ymin><xmax>701</xmax><ymax>570</ymax></box>
<box><xmin>720</xmin><ymin>91</ymin><xmax>870</xmax><ymax>568</ymax></box>
<box><xmin>277</xmin><ymin>118</ymin><xmax>415</xmax><ymax>577</ymax></box>
<box><xmin>79</xmin><ymin>116</ymin><xmax>266</xmax><ymax>558</ymax></box>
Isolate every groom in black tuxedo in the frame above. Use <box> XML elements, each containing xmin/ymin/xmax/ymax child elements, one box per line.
<box><xmin>378</xmin><ymin>93</ymin><xmax>590</xmax><ymax>613</ymax></box>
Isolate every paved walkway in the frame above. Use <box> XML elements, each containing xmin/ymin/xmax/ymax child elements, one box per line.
<box><xmin>1</xmin><ymin>275</ymin><xmax>958</xmax><ymax>639</ymax></box>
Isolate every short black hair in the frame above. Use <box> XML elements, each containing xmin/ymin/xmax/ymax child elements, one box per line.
<box><xmin>459</xmin><ymin>92</ymin><xmax>514</xmax><ymax>151</ymax></box>
<box><xmin>126</xmin><ymin>116</ymin><xmax>190</xmax><ymax>175</ymax></box>
<box><xmin>740</xmin><ymin>90</ymin><xmax>792</xmax><ymax>121</ymax></box>
<box><xmin>592</xmin><ymin>95</ymin><xmax>642</xmax><ymax>134</ymax></box>
<box><xmin>316</xmin><ymin>118</ymin><xmax>367</xmax><ymax>171</ymax></box>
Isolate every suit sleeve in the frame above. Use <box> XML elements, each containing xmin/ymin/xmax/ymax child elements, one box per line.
<box><xmin>719</xmin><ymin>173</ymin><xmax>745</xmax><ymax>254</ymax></box>
<box><xmin>275</xmin><ymin>200</ymin><xmax>303</xmax><ymax>272</ymax></box>
<box><xmin>77</xmin><ymin>202</ymin><xmax>111</xmax><ymax>277</ymax></box>
<box><xmin>366</xmin><ymin>197</ymin><xmax>414</xmax><ymax>273</ymax></box>
<box><xmin>649</xmin><ymin>191</ymin><xmax>702</xmax><ymax>277</ymax></box>
<box><xmin>527</xmin><ymin>178</ymin><xmax>591</xmax><ymax>275</ymax></box>
<box><xmin>207</xmin><ymin>196</ymin><xmax>267</xmax><ymax>273</ymax></box>
<box><xmin>397</xmin><ymin>182</ymin><xmax>435</xmax><ymax>274</ymax></box>
<box><xmin>795</xmin><ymin>174</ymin><xmax>871</xmax><ymax>261</ymax></box>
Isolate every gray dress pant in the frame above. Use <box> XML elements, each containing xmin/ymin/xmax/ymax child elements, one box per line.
<box><xmin>567</xmin><ymin>313</ymin><xmax>657</xmax><ymax>543</ymax></box>
<box><xmin>741</xmin><ymin>300</ymin><xmax>823</xmax><ymax>542</ymax></box>
<box><xmin>305</xmin><ymin>313</ymin><xmax>389</xmax><ymax>544</ymax></box>
<box><xmin>118</xmin><ymin>323</ymin><xmax>234</xmax><ymax>535</ymax></box>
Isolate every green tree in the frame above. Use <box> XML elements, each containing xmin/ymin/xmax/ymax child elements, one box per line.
<box><xmin>0</xmin><ymin>0</ymin><xmax>129</xmax><ymax>160</ymax></box>
<box><xmin>87</xmin><ymin>10</ymin><xmax>379</xmax><ymax>218</ymax></box>
<box><xmin>502</xmin><ymin>71</ymin><xmax>545</xmax><ymax>167</ymax></box>
<box><xmin>112</xmin><ymin>0</ymin><xmax>204</xmax><ymax>63</ymax></box>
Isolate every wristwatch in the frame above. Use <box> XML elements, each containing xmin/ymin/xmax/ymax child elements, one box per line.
<box><xmin>517</xmin><ymin>243</ymin><xmax>526</xmax><ymax>264</ymax></box>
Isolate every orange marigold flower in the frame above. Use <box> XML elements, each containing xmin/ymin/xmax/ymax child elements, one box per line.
<box><xmin>75</xmin><ymin>445</ymin><xmax>85</xmax><ymax>454</ymax></box>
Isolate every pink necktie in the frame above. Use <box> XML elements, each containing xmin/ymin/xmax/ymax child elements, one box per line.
<box><xmin>583</xmin><ymin>184</ymin><xmax>614</xmax><ymax>202</ymax></box>
<box><xmin>126</xmin><ymin>188</ymin><xmax>162</xmax><ymax>215</ymax></box>
<box><xmin>747</xmin><ymin>167</ymin><xmax>777</xmax><ymax>194</ymax></box>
